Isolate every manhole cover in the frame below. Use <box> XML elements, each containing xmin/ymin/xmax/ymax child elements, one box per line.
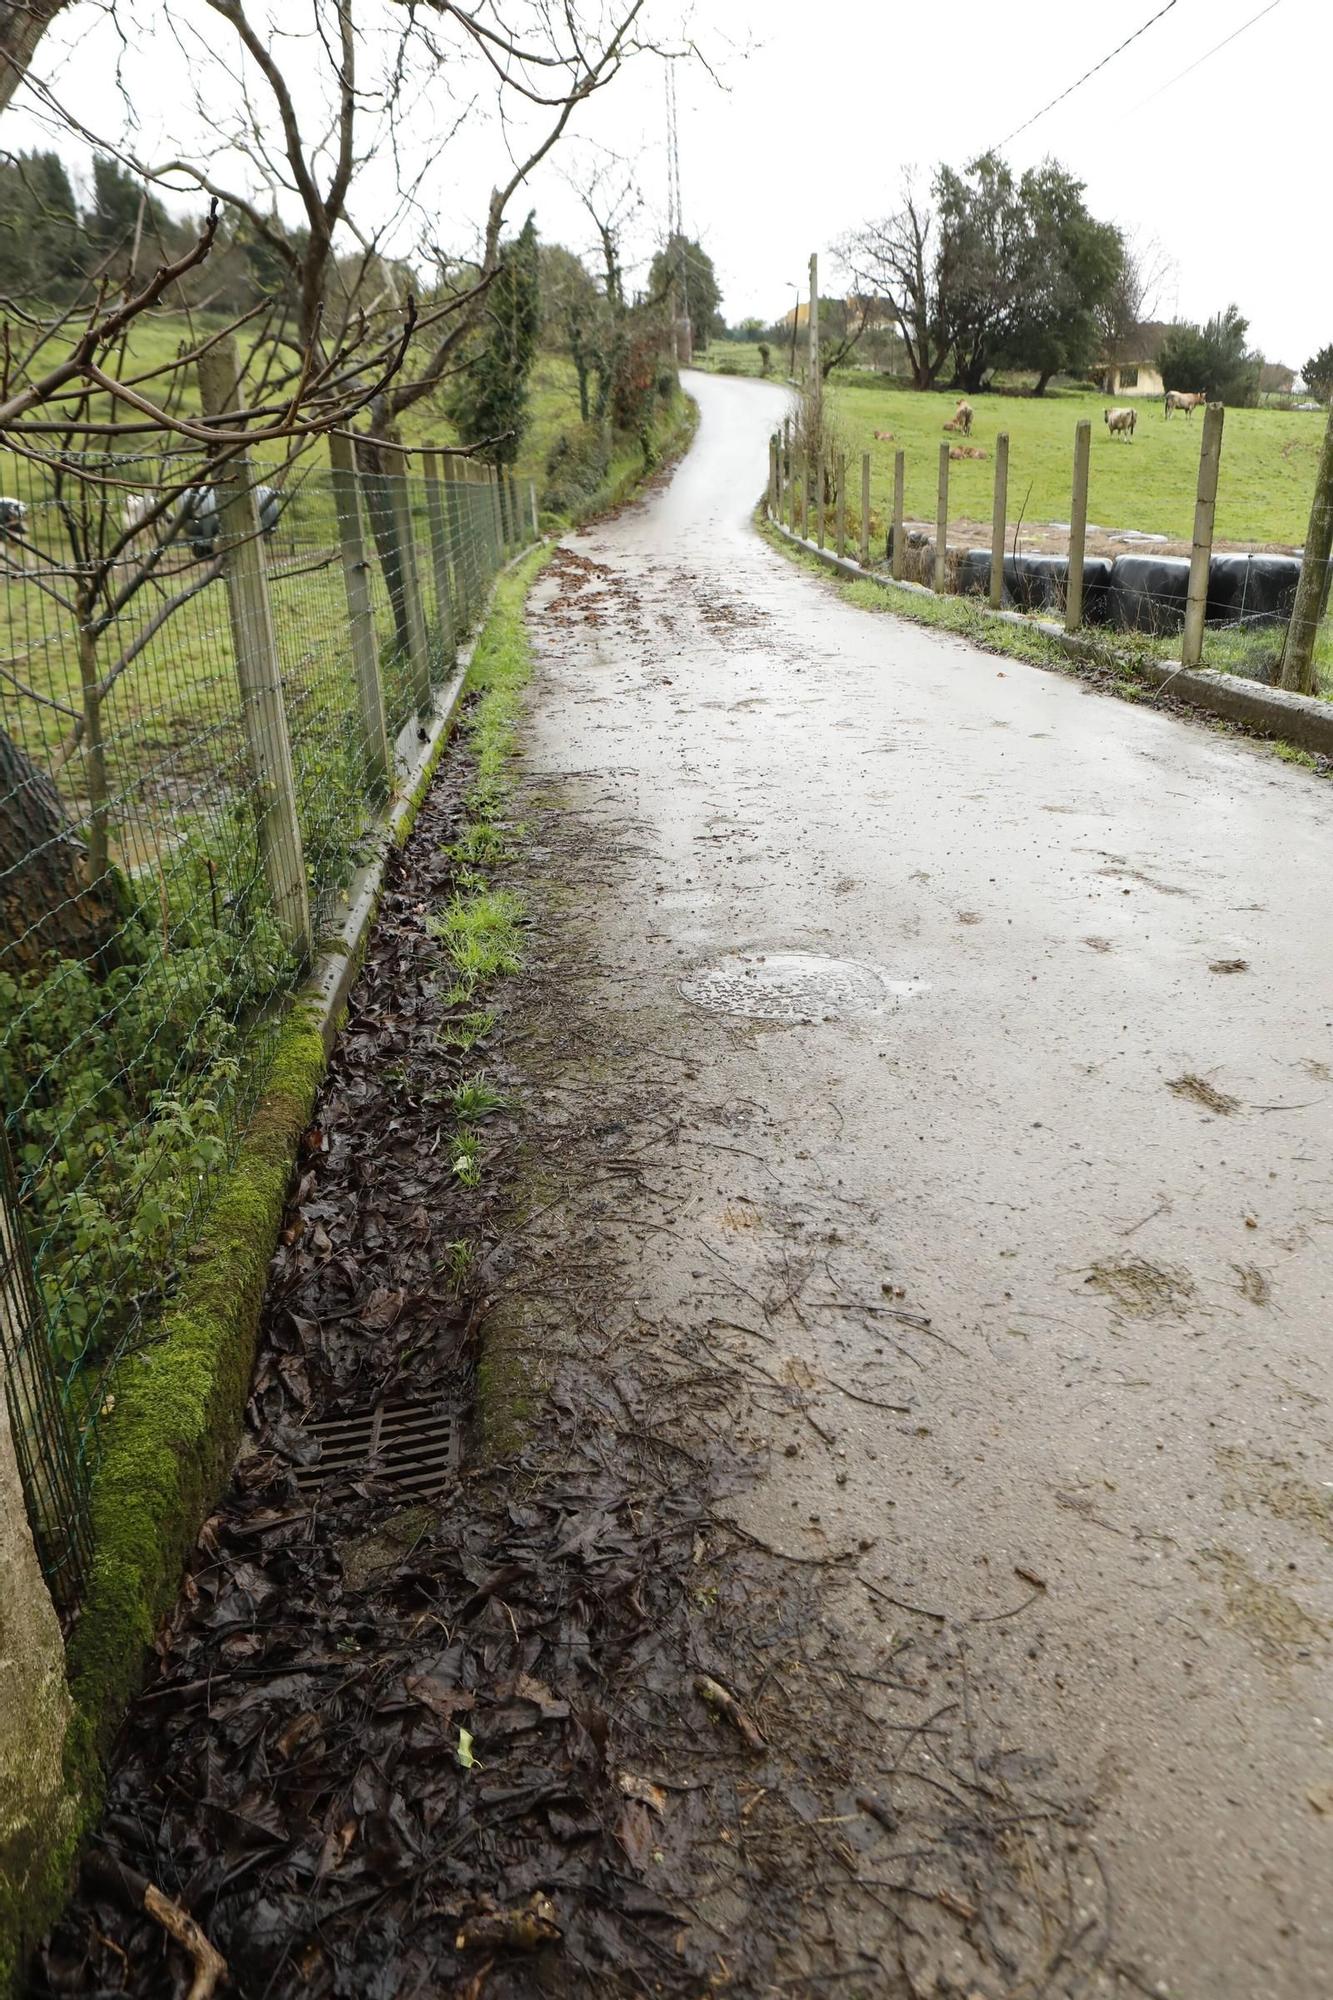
<box><xmin>294</xmin><ymin>1397</ymin><xmax>459</xmax><ymax>1498</ymax></box>
<box><xmin>679</xmin><ymin>952</ymin><xmax>914</xmax><ymax>1022</ymax></box>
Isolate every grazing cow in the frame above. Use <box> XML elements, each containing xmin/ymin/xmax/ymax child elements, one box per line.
<box><xmin>943</xmin><ymin>398</ymin><xmax>974</xmax><ymax>437</ymax></box>
<box><xmin>1164</xmin><ymin>390</ymin><xmax>1207</xmax><ymax>419</ymax></box>
<box><xmin>873</xmin><ymin>428</ymin><xmax>895</xmax><ymax>442</ymax></box>
<box><xmin>1104</xmin><ymin>406</ymin><xmax>1137</xmax><ymax>440</ymax></box>
<box><xmin>181</xmin><ymin>483</ymin><xmax>281</xmax><ymax>558</ymax></box>
<box><xmin>0</xmin><ymin>496</ymin><xmax>27</xmax><ymax>541</ymax></box>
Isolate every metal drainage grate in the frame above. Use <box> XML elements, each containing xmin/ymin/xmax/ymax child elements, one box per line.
<box><xmin>293</xmin><ymin>1398</ymin><xmax>460</xmax><ymax>1499</ymax></box>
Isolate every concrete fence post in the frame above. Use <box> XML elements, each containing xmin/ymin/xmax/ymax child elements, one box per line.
<box><xmin>859</xmin><ymin>452</ymin><xmax>871</xmax><ymax>568</ymax></box>
<box><xmin>422</xmin><ymin>444</ymin><xmax>457</xmax><ymax>669</ymax></box>
<box><xmin>1280</xmin><ymin>401</ymin><xmax>1333</xmax><ymax>694</ymax></box>
<box><xmin>388</xmin><ymin>462</ymin><xmax>433</xmax><ymax>711</ymax></box>
<box><xmin>990</xmin><ymin>433</ymin><xmax>1009</xmax><ymax>610</ymax></box>
<box><xmin>529</xmin><ymin>479</ymin><xmax>540</xmax><ymax>539</ymax></box>
<box><xmin>197</xmin><ymin>339</ymin><xmax>312</xmax><ymax>960</ymax></box>
<box><xmin>891</xmin><ymin>450</ymin><xmax>906</xmax><ymax>582</ymax></box>
<box><xmin>1183</xmin><ymin>403</ymin><xmax>1225</xmax><ymax>669</ymax></box>
<box><xmin>835</xmin><ymin>450</ymin><xmax>847</xmax><ymax>557</ymax></box>
<box><xmin>934</xmin><ymin>443</ymin><xmax>950</xmax><ymax>594</ymax></box>
<box><xmin>1066</xmin><ymin>420</ymin><xmax>1092</xmax><ymax>633</ymax></box>
<box><xmin>769</xmin><ymin>435</ymin><xmax>779</xmax><ymax>518</ymax></box>
<box><xmin>328</xmin><ymin>428</ymin><xmax>392</xmax><ymax>798</ymax></box>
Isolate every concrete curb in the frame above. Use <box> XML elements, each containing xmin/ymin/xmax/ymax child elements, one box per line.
<box><xmin>771</xmin><ymin>521</ymin><xmax>1333</xmax><ymax>760</ymax></box>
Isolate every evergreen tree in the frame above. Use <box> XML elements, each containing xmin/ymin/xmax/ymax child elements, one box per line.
<box><xmin>446</xmin><ymin>215</ymin><xmax>541</xmax><ymax>467</ymax></box>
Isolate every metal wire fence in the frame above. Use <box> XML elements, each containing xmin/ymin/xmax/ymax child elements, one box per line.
<box><xmin>0</xmin><ymin>434</ymin><xmax>534</xmax><ymax>1593</ymax></box>
<box><xmin>767</xmin><ymin>410</ymin><xmax>1333</xmax><ymax>695</ymax></box>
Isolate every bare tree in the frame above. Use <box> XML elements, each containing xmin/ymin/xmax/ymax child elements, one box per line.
<box><xmin>1095</xmin><ymin>233</ymin><xmax>1173</xmax><ymax>369</ymax></box>
<box><xmin>835</xmin><ymin>173</ymin><xmax>954</xmax><ymax>392</ymax></box>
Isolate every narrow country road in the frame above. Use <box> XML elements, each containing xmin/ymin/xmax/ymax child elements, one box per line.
<box><xmin>518</xmin><ymin>370</ymin><xmax>1333</xmax><ymax>1996</ymax></box>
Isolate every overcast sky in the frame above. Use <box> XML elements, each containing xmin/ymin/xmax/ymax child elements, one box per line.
<box><xmin>6</xmin><ymin>0</ymin><xmax>1325</xmax><ymax>368</ymax></box>
<box><xmin>560</xmin><ymin>0</ymin><xmax>1324</xmax><ymax>367</ymax></box>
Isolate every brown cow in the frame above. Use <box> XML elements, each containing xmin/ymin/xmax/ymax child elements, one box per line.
<box><xmin>1164</xmin><ymin>390</ymin><xmax>1207</xmax><ymax>418</ymax></box>
<box><xmin>943</xmin><ymin>398</ymin><xmax>974</xmax><ymax>437</ymax></box>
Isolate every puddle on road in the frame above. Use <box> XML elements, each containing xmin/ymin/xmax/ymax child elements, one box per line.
<box><xmin>679</xmin><ymin>951</ymin><xmax>927</xmax><ymax>1022</ymax></box>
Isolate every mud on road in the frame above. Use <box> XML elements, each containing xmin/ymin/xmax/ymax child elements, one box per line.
<box><xmin>38</xmin><ymin>374</ymin><xmax>1333</xmax><ymax>1999</ymax></box>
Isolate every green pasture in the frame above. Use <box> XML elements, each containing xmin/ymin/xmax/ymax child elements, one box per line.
<box><xmin>824</xmin><ymin>378</ymin><xmax>1324</xmax><ymax>549</ymax></box>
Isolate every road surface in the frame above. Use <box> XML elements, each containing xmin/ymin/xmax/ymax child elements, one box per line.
<box><xmin>518</xmin><ymin>370</ymin><xmax>1333</xmax><ymax>1995</ymax></box>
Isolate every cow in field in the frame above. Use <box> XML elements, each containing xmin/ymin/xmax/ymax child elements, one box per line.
<box><xmin>1165</xmin><ymin>390</ymin><xmax>1207</xmax><ymax>418</ymax></box>
<box><xmin>1104</xmin><ymin>406</ymin><xmax>1136</xmax><ymax>440</ymax></box>
<box><xmin>943</xmin><ymin>398</ymin><xmax>974</xmax><ymax>436</ymax></box>
<box><xmin>0</xmin><ymin>497</ymin><xmax>26</xmax><ymax>540</ymax></box>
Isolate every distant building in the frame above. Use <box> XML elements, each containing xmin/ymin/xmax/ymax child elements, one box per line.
<box><xmin>1098</xmin><ymin>320</ymin><xmax>1170</xmax><ymax>397</ymax></box>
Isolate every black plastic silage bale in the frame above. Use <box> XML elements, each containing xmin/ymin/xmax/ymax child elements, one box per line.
<box><xmin>1106</xmin><ymin>554</ymin><xmax>1191</xmax><ymax>633</ymax></box>
<box><xmin>1205</xmin><ymin>552</ymin><xmax>1308</xmax><ymax>628</ymax></box>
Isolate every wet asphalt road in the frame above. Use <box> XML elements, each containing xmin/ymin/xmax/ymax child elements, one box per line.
<box><xmin>521</xmin><ymin>370</ymin><xmax>1333</xmax><ymax>1996</ymax></box>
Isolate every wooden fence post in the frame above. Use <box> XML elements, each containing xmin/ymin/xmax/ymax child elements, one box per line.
<box><xmin>423</xmin><ymin>444</ymin><xmax>457</xmax><ymax>668</ymax></box>
<box><xmin>891</xmin><ymin>451</ymin><xmax>905</xmax><ymax>581</ymax></box>
<box><xmin>197</xmin><ymin>338</ymin><xmax>311</xmax><ymax>959</ymax></box>
<box><xmin>816</xmin><ymin>449</ymin><xmax>826</xmax><ymax>549</ymax></box>
<box><xmin>1066</xmin><ymin>420</ymin><xmax>1092</xmax><ymax>633</ymax></box>
<box><xmin>1279</xmin><ymin>401</ymin><xmax>1333</xmax><ymax>694</ymax></box>
<box><xmin>859</xmin><ymin>452</ymin><xmax>871</xmax><ymax>568</ymax></box>
<box><xmin>835</xmin><ymin>450</ymin><xmax>847</xmax><ymax>557</ymax></box>
<box><xmin>768</xmin><ymin>435</ymin><xmax>778</xmax><ymax>518</ymax></box>
<box><xmin>529</xmin><ymin>478</ymin><xmax>540</xmax><ymax>538</ymax></box>
<box><xmin>1182</xmin><ymin>403</ymin><xmax>1224</xmax><ymax>669</ymax></box>
<box><xmin>795</xmin><ymin>448</ymin><xmax>806</xmax><ymax>537</ymax></box>
<box><xmin>990</xmin><ymin>432</ymin><xmax>1009</xmax><ymax>610</ymax></box>
<box><xmin>488</xmin><ymin>468</ymin><xmax>505</xmax><ymax>566</ymax></box>
<box><xmin>389</xmin><ymin>460</ymin><xmax>432</xmax><ymax>710</ymax></box>
<box><xmin>934</xmin><ymin>443</ymin><xmax>949</xmax><ymax>594</ymax></box>
<box><xmin>328</xmin><ymin>429</ymin><xmax>392</xmax><ymax>798</ymax></box>
<box><xmin>782</xmin><ymin>417</ymin><xmax>793</xmax><ymax>527</ymax></box>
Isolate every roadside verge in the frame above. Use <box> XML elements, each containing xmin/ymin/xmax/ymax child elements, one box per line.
<box><xmin>765</xmin><ymin>518</ymin><xmax>1333</xmax><ymax>765</ymax></box>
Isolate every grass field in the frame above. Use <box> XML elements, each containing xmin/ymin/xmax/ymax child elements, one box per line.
<box><xmin>824</xmin><ymin>378</ymin><xmax>1325</xmax><ymax>550</ymax></box>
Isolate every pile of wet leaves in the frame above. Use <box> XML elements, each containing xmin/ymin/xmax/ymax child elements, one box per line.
<box><xmin>34</xmin><ymin>735</ymin><xmax>761</xmax><ymax>2000</ymax></box>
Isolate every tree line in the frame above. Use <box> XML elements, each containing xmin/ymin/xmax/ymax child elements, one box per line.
<box><xmin>716</xmin><ymin>150</ymin><xmax>1310</xmax><ymax>407</ymax></box>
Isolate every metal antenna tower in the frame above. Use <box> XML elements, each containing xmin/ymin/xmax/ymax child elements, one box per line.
<box><xmin>664</xmin><ymin>61</ymin><xmax>690</xmax><ymax>358</ymax></box>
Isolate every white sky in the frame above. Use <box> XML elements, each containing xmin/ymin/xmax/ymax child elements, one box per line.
<box><xmin>4</xmin><ymin>0</ymin><xmax>1325</xmax><ymax>367</ymax></box>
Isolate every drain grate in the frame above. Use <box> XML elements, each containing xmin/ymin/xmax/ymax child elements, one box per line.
<box><xmin>293</xmin><ymin>1397</ymin><xmax>460</xmax><ymax>1499</ymax></box>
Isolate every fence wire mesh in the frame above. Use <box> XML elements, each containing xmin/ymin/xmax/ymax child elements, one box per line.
<box><xmin>771</xmin><ymin>421</ymin><xmax>1333</xmax><ymax>695</ymax></box>
<box><xmin>1</xmin><ymin>437</ymin><xmax>532</xmax><ymax>1596</ymax></box>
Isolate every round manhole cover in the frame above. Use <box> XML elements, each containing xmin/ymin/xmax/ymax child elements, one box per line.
<box><xmin>679</xmin><ymin>952</ymin><xmax>917</xmax><ymax>1022</ymax></box>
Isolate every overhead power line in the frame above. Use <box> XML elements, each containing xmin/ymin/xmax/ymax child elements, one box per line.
<box><xmin>1128</xmin><ymin>0</ymin><xmax>1284</xmax><ymax>112</ymax></box>
<box><xmin>993</xmin><ymin>0</ymin><xmax>1179</xmax><ymax>151</ymax></box>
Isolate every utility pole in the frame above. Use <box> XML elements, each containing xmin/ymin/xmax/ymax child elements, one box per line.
<box><xmin>1280</xmin><ymin>402</ymin><xmax>1333</xmax><ymax>695</ymax></box>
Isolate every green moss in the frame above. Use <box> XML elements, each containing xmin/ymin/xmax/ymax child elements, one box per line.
<box><xmin>66</xmin><ymin>1010</ymin><xmax>326</xmax><ymax>1755</ymax></box>
<box><xmin>1</xmin><ymin>1006</ymin><xmax>326</xmax><ymax>1993</ymax></box>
